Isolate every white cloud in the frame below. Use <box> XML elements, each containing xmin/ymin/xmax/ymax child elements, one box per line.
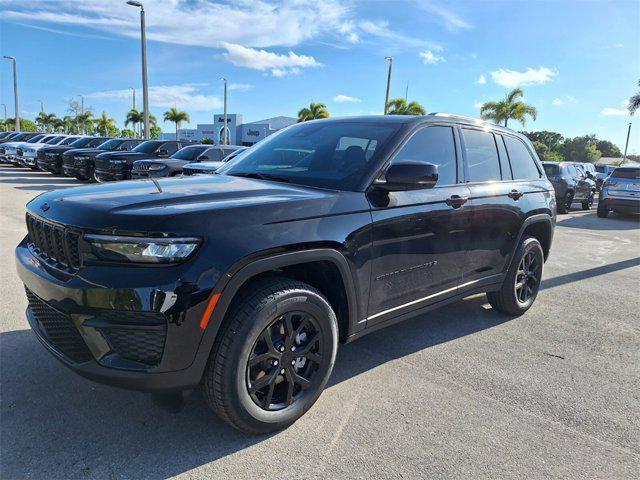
<box><xmin>228</xmin><ymin>83</ymin><xmax>254</xmax><ymax>91</ymax></box>
<box><xmin>601</xmin><ymin>107</ymin><xmax>629</xmax><ymax>116</ymax></box>
<box><xmin>552</xmin><ymin>98</ymin><xmax>564</xmax><ymax>106</ymax></box>
<box><xmin>490</xmin><ymin>67</ymin><xmax>556</xmax><ymax>88</ymax></box>
<box><xmin>333</xmin><ymin>94</ymin><xmax>362</xmax><ymax>103</ymax></box>
<box><xmin>473</xmin><ymin>101</ymin><xmax>484</xmax><ymax>109</ymax></box>
<box><xmin>417</xmin><ymin>1</ymin><xmax>472</xmax><ymax>31</ymax></box>
<box><xmin>357</xmin><ymin>20</ymin><xmax>441</xmax><ymax>49</ymax></box>
<box><xmin>476</xmin><ymin>75</ymin><xmax>486</xmax><ymax>85</ymax></box>
<box><xmin>85</xmin><ymin>84</ymin><xmax>222</xmax><ymax>111</ymax></box>
<box><xmin>420</xmin><ymin>50</ymin><xmax>445</xmax><ymax>65</ymax></box>
<box><xmin>220</xmin><ymin>43</ymin><xmax>322</xmax><ymax>76</ymax></box>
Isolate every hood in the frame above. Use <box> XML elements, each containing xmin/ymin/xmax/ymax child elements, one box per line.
<box><xmin>96</xmin><ymin>151</ymin><xmax>147</xmax><ymax>160</ymax></box>
<box><xmin>21</xmin><ymin>142</ymin><xmax>53</xmax><ymax>151</ymax></box>
<box><xmin>135</xmin><ymin>158</ymin><xmax>187</xmax><ymax>168</ymax></box>
<box><xmin>184</xmin><ymin>161</ymin><xmax>224</xmax><ymax>170</ymax></box>
<box><xmin>63</xmin><ymin>147</ymin><xmax>103</xmax><ymax>157</ymax></box>
<box><xmin>41</xmin><ymin>145</ymin><xmax>74</xmax><ymax>154</ymax></box>
<box><xmin>26</xmin><ymin>174</ymin><xmax>362</xmax><ymax>235</ymax></box>
<box><xmin>2</xmin><ymin>141</ymin><xmax>30</xmax><ymax>151</ymax></box>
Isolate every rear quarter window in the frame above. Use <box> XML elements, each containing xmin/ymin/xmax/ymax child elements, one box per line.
<box><xmin>503</xmin><ymin>135</ymin><xmax>541</xmax><ymax>180</ymax></box>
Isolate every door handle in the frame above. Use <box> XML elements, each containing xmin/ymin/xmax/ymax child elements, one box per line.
<box><xmin>508</xmin><ymin>189</ymin><xmax>524</xmax><ymax>200</ymax></box>
<box><xmin>445</xmin><ymin>195</ymin><xmax>468</xmax><ymax>208</ymax></box>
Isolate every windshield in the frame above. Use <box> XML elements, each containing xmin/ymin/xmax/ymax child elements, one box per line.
<box><xmin>218</xmin><ymin>122</ymin><xmax>400</xmax><ymax>190</ymax></box>
<box><xmin>26</xmin><ymin>135</ymin><xmax>46</xmax><ymax>143</ymax></box>
<box><xmin>68</xmin><ymin>137</ymin><xmax>94</xmax><ymax>148</ymax></box>
<box><xmin>171</xmin><ymin>145</ymin><xmax>208</xmax><ymax>160</ymax></box>
<box><xmin>61</xmin><ymin>137</ymin><xmax>80</xmax><ymax>145</ymax></box>
<box><xmin>133</xmin><ymin>140</ymin><xmax>163</xmax><ymax>153</ymax></box>
<box><xmin>543</xmin><ymin>164</ymin><xmax>560</xmax><ymax>176</ymax></box>
<box><xmin>46</xmin><ymin>136</ymin><xmax>65</xmax><ymax>144</ymax></box>
<box><xmin>98</xmin><ymin>139</ymin><xmax>124</xmax><ymax>151</ymax></box>
<box><xmin>611</xmin><ymin>168</ymin><xmax>640</xmax><ymax>180</ymax></box>
<box><xmin>11</xmin><ymin>133</ymin><xmax>28</xmax><ymax>141</ymax></box>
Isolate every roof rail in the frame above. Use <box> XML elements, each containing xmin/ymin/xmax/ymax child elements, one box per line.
<box><xmin>429</xmin><ymin>112</ymin><xmax>485</xmax><ymax>123</ymax></box>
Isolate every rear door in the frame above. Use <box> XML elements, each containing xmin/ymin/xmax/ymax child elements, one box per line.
<box><xmin>460</xmin><ymin>128</ymin><xmax>525</xmax><ymax>289</ymax></box>
<box><xmin>368</xmin><ymin>124</ymin><xmax>471</xmax><ymax>325</ymax></box>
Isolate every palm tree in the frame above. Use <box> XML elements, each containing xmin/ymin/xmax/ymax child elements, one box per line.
<box><xmin>163</xmin><ymin>108</ymin><xmax>190</xmax><ymax>140</ymax></box>
<box><xmin>629</xmin><ymin>80</ymin><xmax>640</xmax><ymax>116</ymax></box>
<box><xmin>297</xmin><ymin>103</ymin><xmax>329</xmax><ymax>122</ymax></box>
<box><xmin>94</xmin><ymin>111</ymin><xmax>116</xmax><ymax>136</ymax></box>
<box><xmin>76</xmin><ymin>111</ymin><xmax>93</xmax><ymax>134</ymax></box>
<box><xmin>125</xmin><ymin>109</ymin><xmax>143</xmax><ymax>138</ymax></box>
<box><xmin>37</xmin><ymin>113</ymin><xmax>58</xmax><ymax>133</ymax></box>
<box><xmin>480</xmin><ymin>88</ymin><xmax>537</xmax><ymax>127</ymax></box>
<box><xmin>386</xmin><ymin>98</ymin><xmax>426</xmax><ymax>115</ymax></box>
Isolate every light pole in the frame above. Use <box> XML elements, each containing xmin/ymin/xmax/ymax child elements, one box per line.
<box><xmin>127</xmin><ymin>1</ymin><xmax>150</xmax><ymax>139</ymax></box>
<box><xmin>131</xmin><ymin>88</ymin><xmax>136</xmax><ymax>110</ymax></box>
<box><xmin>221</xmin><ymin>77</ymin><xmax>228</xmax><ymax>145</ymax></box>
<box><xmin>3</xmin><ymin>55</ymin><xmax>20</xmax><ymax>131</ymax></box>
<box><xmin>383</xmin><ymin>56</ymin><xmax>392</xmax><ymax>115</ymax></box>
<box><xmin>39</xmin><ymin>100</ymin><xmax>45</xmax><ymax>132</ymax></box>
<box><xmin>1</xmin><ymin>104</ymin><xmax>6</xmax><ymax>131</ymax></box>
<box><xmin>622</xmin><ymin>122</ymin><xmax>632</xmax><ymax>164</ymax></box>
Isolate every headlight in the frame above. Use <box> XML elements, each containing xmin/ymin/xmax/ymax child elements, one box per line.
<box><xmin>146</xmin><ymin>163</ymin><xmax>165</xmax><ymax>171</ymax></box>
<box><xmin>75</xmin><ymin>156</ymin><xmax>88</xmax><ymax>161</ymax></box>
<box><xmin>84</xmin><ymin>235</ymin><xmax>200</xmax><ymax>264</ymax></box>
<box><xmin>111</xmin><ymin>159</ymin><xmax>126</xmax><ymax>164</ymax></box>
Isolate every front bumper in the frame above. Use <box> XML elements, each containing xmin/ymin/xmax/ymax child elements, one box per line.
<box><xmin>38</xmin><ymin>156</ymin><xmax>62</xmax><ymax>172</ymax></box>
<box><xmin>16</xmin><ymin>239</ymin><xmax>219</xmax><ymax>392</ymax></box>
<box><xmin>62</xmin><ymin>162</ymin><xmax>92</xmax><ymax>178</ymax></box>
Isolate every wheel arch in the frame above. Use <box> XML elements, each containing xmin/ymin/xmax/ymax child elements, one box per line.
<box><xmin>507</xmin><ymin>214</ymin><xmax>554</xmax><ymax>270</ymax></box>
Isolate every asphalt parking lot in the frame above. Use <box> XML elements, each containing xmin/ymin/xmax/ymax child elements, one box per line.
<box><xmin>0</xmin><ymin>165</ymin><xmax>638</xmax><ymax>479</ymax></box>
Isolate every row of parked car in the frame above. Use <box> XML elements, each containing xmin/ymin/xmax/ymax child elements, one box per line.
<box><xmin>0</xmin><ymin>131</ymin><xmax>247</xmax><ymax>182</ymax></box>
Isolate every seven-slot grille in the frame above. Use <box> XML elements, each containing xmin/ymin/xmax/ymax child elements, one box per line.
<box><xmin>135</xmin><ymin>163</ymin><xmax>153</xmax><ymax>171</ymax></box>
<box><xmin>16</xmin><ymin>148</ymin><xmax>24</xmax><ymax>157</ymax></box>
<box><xmin>26</xmin><ymin>214</ymin><xmax>81</xmax><ymax>271</ymax></box>
<box><xmin>25</xmin><ymin>287</ymin><xmax>92</xmax><ymax>363</ymax></box>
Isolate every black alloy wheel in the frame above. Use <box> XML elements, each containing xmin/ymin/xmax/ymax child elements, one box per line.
<box><xmin>514</xmin><ymin>249</ymin><xmax>541</xmax><ymax>306</ymax></box>
<box><xmin>558</xmin><ymin>191</ymin><xmax>573</xmax><ymax>214</ymax></box>
<box><xmin>247</xmin><ymin>311</ymin><xmax>322</xmax><ymax>411</ymax></box>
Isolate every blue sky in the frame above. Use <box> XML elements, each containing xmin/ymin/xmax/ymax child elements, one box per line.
<box><xmin>1</xmin><ymin>0</ymin><xmax>638</xmax><ymax>153</ymax></box>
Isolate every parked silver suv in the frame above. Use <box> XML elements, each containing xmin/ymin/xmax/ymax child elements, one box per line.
<box><xmin>597</xmin><ymin>166</ymin><xmax>640</xmax><ymax>217</ymax></box>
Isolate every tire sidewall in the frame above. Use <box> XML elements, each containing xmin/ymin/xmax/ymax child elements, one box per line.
<box><xmin>508</xmin><ymin>237</ymin><xmax>544</xmax><ymax>312</ymax></box>
<box><xmin>226</xmin><ymin>287</ymin><xmax>338</xmax><ymax>429</ymax></box>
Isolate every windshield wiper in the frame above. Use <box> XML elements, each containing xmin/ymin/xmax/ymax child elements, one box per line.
<box><xmin>230</xmin><ymin>172</ymin><xmax>290</xmax><ymax>183</ymax></box>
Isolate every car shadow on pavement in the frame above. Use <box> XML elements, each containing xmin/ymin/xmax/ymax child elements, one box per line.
<box><xmin>0</xmin><ymin>295</ymin><xmax>508</xmax><ymax>479</ymax></box>
<box><xmin>556</xmin><ymin>210</ymin><xmax>640</xmax><ymax>231</ymax></box>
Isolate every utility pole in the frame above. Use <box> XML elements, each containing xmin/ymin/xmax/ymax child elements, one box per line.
<box><xmin>384</xmin><ymin>56</ymin><xmax>393</xmax><ymax>115</ymax></box>
<box><xmin>1</xmin><ymin>104</ymin><xmax>6</xmax><ymax>131</ymax></box>
<box><xmin>132</xmin><ymin>88</ymin><xmax>136</xmax><ymax>110</ymax></box>
<box><xmin>127</xmin><ymin>1</ymin><xmax>150</xmax><ymax>139</ymax></box>
<box><xmin>622</xmin><ymin>122</ymin><xmax>632</xmax><ymax>164</ymax></box>
<box><xmin>78</xmin><ymin>94</ymin><xmax>84</xmax><ymax>134</ymax></box>
<box><xmin>3</xmin><ymin>56</ymin><xmax>20</xmax><ymax>131</ymax></box>
<box><xmin>221</xmin><ymin>77</ymin><xmax>228</xmax><ymax>145</ymax></box>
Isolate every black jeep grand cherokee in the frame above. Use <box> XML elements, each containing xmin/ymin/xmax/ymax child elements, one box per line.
<box><xmin>16</xmin><ymin>115</ymin><xmax>555</xmax><ymax>434</ymax></box>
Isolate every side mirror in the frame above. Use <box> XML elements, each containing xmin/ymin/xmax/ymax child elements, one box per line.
<box><xmin>157</xmin><ymin>149</ymin><xmax>169</xmax><ymax>157</ymax></box>
<box><xmin>378</xmin><ymin>161</ymin><xmax>438</xmax><ymax>191</ymax></box>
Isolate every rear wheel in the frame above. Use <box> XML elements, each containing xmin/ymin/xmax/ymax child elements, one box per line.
<box><xmin>203</xmin><ymin>277</ymin><xmax>338</xmax><ymax>434</ymax></box>
<box><xmin>597</xmin><ymin>202</ymin><xmax>609</xmax><ymax>218</ymax></box>
<box><xmin>487</xmin><ymin>236</ymin><xmax>544</xmax><ymax>316</ymax></box>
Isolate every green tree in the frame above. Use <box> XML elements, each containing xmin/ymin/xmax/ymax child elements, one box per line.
<box><xmin>629</xmin><ymin>80</ymin><xmax>640</xmax><ymax>116</ymax></box>
<box><xmin>201</xmin><ymin>138</ymin><xmax>214</xmax><ymax>144</ymax></box>
<box><xmin>163</xmin><ymin>107</ymin><xmax>190</xmax><ymax>140</ymax></box>
<box><xmin>120</xmin><ymin>128</ymin><xmax>136</xmax><ymax>138</ymax></box>
<box><xmin>386</xmin><ymin>98</ymin><xmax>426</xmax><ymax>115</ymax></box>
<box><xmin>532</xmin><ymin>141</ymin><xmax>563</xmax><ymax>162</ymax></box>
<box><xmin>76</xmin><ymin>111</ymin><xmax>94</xmax><ymax>134</ymax></box>
<box><xmin>596</xmin><ymin>140</ymin><xmax>622</xmax><ymax>157</ymax></box>
<box><xmin>93</xmin><ymin>111</ymin><xmax>117</xmax><ymax>136</ymax></box>
<box><xmin>35</xmin><ymin>112</ymin><xmax>58</xmax><ymax>133</ymax></box>
<box><xmin>125</xmin><ymin>109</ymin><xmax>143</xmax><ymax>138</ymax></box>
<box><xmin>5</xmin><ymin>118</ymin><xmax>37</xmax><ymax>131</ymax></box>
<box><xmin>149</xmin><ymin>125</ymin><xmax>162</xmax><ymax>139</ymax></box>
<box><xmin>562</xmin><ymin>135</ymin><xmax>602</xmax><ymax>164</ymax></box>
<box><xmin>480</xmin><ymin>88</ymin><xmax>537</xmax><ymax>127</ymax></box>
<box><xmin>521</xmin><ymin>130</ymin><xmax>564</xmax><ymax>151</ymax></box>
<box><xmin>297</xmin><ymin>103</ymin><xmax>330</xmax><ymax>122</ymax></box>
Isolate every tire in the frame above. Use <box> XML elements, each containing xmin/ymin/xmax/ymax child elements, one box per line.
<box><xmin>582</xmin><ymin>193</ymin><xmax>594</xmax><ymax>210</ymax></box>
<box><xmin>487</xmin><ymin>236</ymin><xmax>544</xmax><ymax>316</ymax></box>
<box><xmin>597</xmin><ymin>203</ymin><xmax>609</xmax><ymax>218</ymax></box>
<box><xmin>203</xmin><ymin>277</ymin><xmax>338</xmax><ymax>434</ymax></box>
<box><xmin>557</xmin><ymin>191</ymin><xmax>573</xmax><ymax>214</ymax></box>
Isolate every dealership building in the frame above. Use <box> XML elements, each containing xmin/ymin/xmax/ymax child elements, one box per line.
<box><xmin>160</xmin><ymin>113</ymin><xmax>297</xmax><ymax>146</ymax></box>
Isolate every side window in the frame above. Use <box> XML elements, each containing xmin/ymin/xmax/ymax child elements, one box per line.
<box><xmin>461</xmin><ymin>129</ymin><xmax>501</xmax><ymax>182</ymax></box>
<box><xmin>503</xmin><ymin>135</ymin><xmax>541</xmax><ymax>180</ymax></box>
<box><xmin>495</xmin><ymin>134</ymin><xmax>513</xmax><ymax>180</ymax></box>
<box><xmin>391</xmin><ymin>126</ymin><xmax>457</xmax><ymax>185</ymax></box>
<box><xmin>162</xmin><ymin>143</ymin><xmax>179</xmax><ymax>155</ymax></box>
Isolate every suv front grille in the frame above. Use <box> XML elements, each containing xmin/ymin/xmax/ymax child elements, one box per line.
<box><xmin>37</xmin><ymin>150</ymin><xmax>46</xmax><ymax>161</ymax></box>
<box><xmin>25</xmin><ymin>288</ymin><xmax>92</xmax><ymax>363</ymax></box>
<box><xmin>16</xmin><ymin>148</ymin><xmax>24</xmax><ymax>157</ymax></box>
<box><xmin>26</xmin><ymin>214</ymin><xmax>82</xmax><ymax>271</ymax></box>
<box><xmin>135</xmin><ymin>163</ymin><xmax>152</xmax><ymax>171</ymax></box>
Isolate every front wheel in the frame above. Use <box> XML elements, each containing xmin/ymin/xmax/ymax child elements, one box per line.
<box><xmin>487</xmin><ymin>236</ymin><xmax>544</xmax><ymax>316</ymax></box>
<box><xmin>557</xmin><ymin>191</ymin><xmax>573</xmax><ymax>214</ymax></box>
<box><xmin>203</xmin><ymin>278</ymin><xmax>338</xmax><ymax>434</ymax></box>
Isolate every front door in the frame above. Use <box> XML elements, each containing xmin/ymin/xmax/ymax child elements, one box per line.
<box><xmin>367</xmin><ymin>125</ymin><xmax>471</xmax><ymax>326</ymax></box>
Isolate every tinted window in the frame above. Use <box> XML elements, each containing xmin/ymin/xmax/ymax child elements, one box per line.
<box><xmin>46</xmin><ymin>136</ymin><xmax>64</xmax><ymax>144</ymax></box>
<box><xmin>611</xmin><ymin>168</ymin><xmax>640</xmax><ymax>179</ymax></box>
<box><xmin>542</xmin><ymin>164</ymin><xmax>560</xmax><ymax>176</ymax></box>
<box><xmin>87</xmin><ymin>138</ymin><xmax>108</xmax><ymax>148</ymax></box>
<box><xmin>204</xmin><ymin>149</ymin><xmax>224</xmax><ymax>161</ymax></box>
<box><xmin>462</xmin><ymin>129</ymin><xmax>501</xmax><ymax>182</ymax></box>
<box><xmin>98</xmin><ymin>139</ymin><xmax>123</xmax><ymax>150</ymax></box>
<box><xmin>61</xmin><ymin>137</ymin><xmax>80</xmax><ymax>145</ymax></box>
<box><xmin>26</xmin><ymin>135</ymin><xmax>46</xmax><ymax>143</ymax></box>
<box><xmin>161</xmin><ymin>142</ymin><xmax>180</xmax><ymax>155</ymax></box>
<box><xmin>68</xmin><ymin>137</ymin><xmax>94</xmax><ymax>148</ymax></box>
<box><xmin>495</xmin><ymin>134</ymin><xmax>513</xmax><ymax>180</ymax></box>
<box><xmin>218</xmin><ymin>122</ymin><xmax>400</xmax><ymax>191</ymax></box>
<box><xmin>133</xmin><ymin>140</ymin><xmax>163</xmax><ymax>153</ymax></box>
<box><xmin>503</xmin><ymin>135</ymin><xmax>540</xmax><ymax>180</ymax></box>
<box><xmin>171</xmin><ymin>145</ymin><xmax>208</xmax><ymax>160</ymax></box>
<box><xmin>391</xmin><ymin>126</ymin><xmax>457</xmax><ymax>185</ymax></box>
